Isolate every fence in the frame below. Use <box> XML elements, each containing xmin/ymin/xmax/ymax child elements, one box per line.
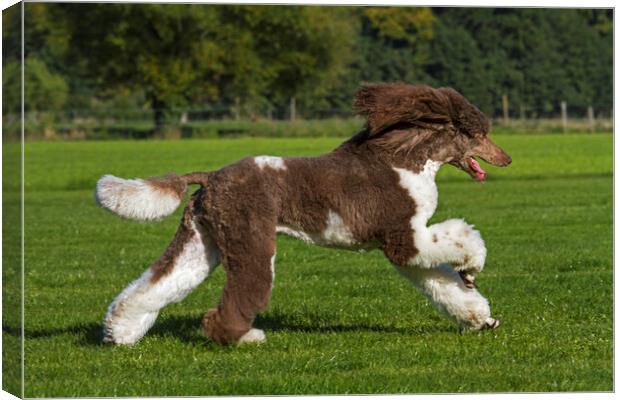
<box><xmin>2</xmin><ymin>97</ymin><xmax>613</xmax><ymax>141</ymax></box>
<box><xmin>497</xmin><ymin>94</ymin><xmax>613</xmax><ymax>134</ymax></box>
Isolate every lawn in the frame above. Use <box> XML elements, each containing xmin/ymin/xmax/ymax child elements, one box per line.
<box><xmin>2</xmin><ymin>133</ymin><xmax>613</xmax><ymax>396</ymax></box>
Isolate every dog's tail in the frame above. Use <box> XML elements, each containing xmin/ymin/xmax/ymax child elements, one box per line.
<box><xmin>95</xmin><ymin>172</ymin><xmax>209</xmax><ymax>221</ymax></box>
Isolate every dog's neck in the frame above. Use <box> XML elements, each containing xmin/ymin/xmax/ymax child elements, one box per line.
<box><xmin>338</xmin><ymin>134</ymin><xmax>446</xmax><ymax>176</ymax></box>
<box><xmin>415</xmin><ymin>159</ymin><xmax>442</xmax><ymax>178</ymax></box>
<box><xmin>393</xmin><ymin>159</ymin><xmax>441</xmax><ymax>225</ymax></box>
<box><xmin>392</xmin><ymin>151</ymin><xmax>444</xmax><ymax>176</ymax></box>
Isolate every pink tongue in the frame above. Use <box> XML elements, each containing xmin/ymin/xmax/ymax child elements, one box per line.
<box><xmin>469</xmin><ymin>158</ymin><xmax>487</xmax><ymax>181</ymax></box>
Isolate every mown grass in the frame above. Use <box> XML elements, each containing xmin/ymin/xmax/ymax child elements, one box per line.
<box><xmin>2</xmin><ymin>133</ymin><xmax>613</xmax><ymax>396</ymax></box>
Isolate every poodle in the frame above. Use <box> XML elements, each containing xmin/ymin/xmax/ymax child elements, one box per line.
<box><xmin>96</xmin><ymin>83</ymin><xmax>512</xmax><ymax>345</ymax></box>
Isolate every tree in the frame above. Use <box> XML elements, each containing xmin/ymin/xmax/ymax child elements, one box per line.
<box><xmin>3</xmin><ymin>57</ymin><xmax>68</xmax><ymax>115</ymax></box>
<box><xmin>222</xmin><ymin>5</ymin><xmax>357</xmax><ymax>116</ymax></box>
<box><xmin>321</xmin><ymin>6</ymin><xmax>436</xmax><ymax>114</ymax></box>
<box><xmin>424</xmin><ymin>21</ymin><xmax>493</xmax><ymax>114</ymax></box>
<box><xmin>56</xmin><ymin>4</ymin><xmax>223</xmax><ymax>132</ymax></box>
<box><xmin>6</xmin><ymin>4</ymin><xmax>613</xmax><ymax>128</ymax></box>
<box><xmin>428</xmin><ymin>8</ymin><xmax>613</xmax><ymax>117</ymax></box>
<box><xmin>49</xmin><ymin>4</ymin><xmax>358</xmax><ymax>126</ymax></box>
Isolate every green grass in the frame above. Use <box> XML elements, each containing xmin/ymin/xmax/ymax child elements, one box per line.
<box><xmin>2</xmin><ymin>134</ymin><xmax>612</xmax><ymax>396</ymax></box>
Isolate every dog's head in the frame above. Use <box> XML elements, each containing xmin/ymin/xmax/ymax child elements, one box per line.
<box><xmin>353</xmin><ymin>83</ymin><xmax>511</xmax><ymax>181</ymax></box>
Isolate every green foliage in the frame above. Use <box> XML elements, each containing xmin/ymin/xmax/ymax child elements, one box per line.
<box><xmin>211</xmin><ymin>5</ymin><xmax>357</xmax><ymax>112</ymax></box>
<box><xmin>2</xmin><ymin>4</ymin><xmax>20</xmax><ymax>62</ymax></box>
<box><xmin>5</xmin><ymin>134</ymin><xmax>612</xmax><ymax>395</ymax></box>
<box><xmin>47</xmin><ymin>4</ymin><xmax>356</xmax><ymax>128</ymax></box>
<box><xmin>3</xmin><ymin>57</ymin><xmax>68</xmax><ymax>114</ymax></box>
<box><xmin>57</xmin><ymin>3</ymin><xmax>224</xmax><ymax>125</ymax></box>
<box><xmin>322</xmin><ymin>7</ymin><xmax>435</xmax><ymax>112</ymax></box>
<box><xmin>426</xmin><ymin>8</ymin><xmax>612</xmax><ymax>116</ymax></box>
<box><xmin>365</xmin><ymin>7</ymin><xmax>434</xmax><ymax>45</ymax></box>
<box><xmin>5</xmin><ymin>4</ymin><xmax>613</xmax><ymax>133</ymax></box>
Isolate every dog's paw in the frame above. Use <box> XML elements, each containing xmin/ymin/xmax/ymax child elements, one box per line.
<box><xmin>237</xmin><ymin>328</ymin><xmax>266</xmax><ymax>345</ymax></box>
<box><xmin>458</xmin><ymin>270</ymin><xmax>477</xmax><ymax>289</ymax></box>
<box><xmin>201</xmin><ymin>308</ymin><xmax>217</xmax><ymax>337</ymax></box>
<box><xmin>460</xmin><ymin>317</ymin><xmax>500</xmax><ymax>333</ymax></box>
<box><xmin>481</xmin><ymin>317</ymin><xmax>500</xmax><ymax>330</ymax></box>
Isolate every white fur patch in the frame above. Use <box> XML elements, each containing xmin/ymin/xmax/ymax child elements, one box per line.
<box><xmin>96</xmin><ymin>175</ymin><xmax>181</xmax><ymax>221</ymax></box>
<box><xmin>269</xmin><ymin>253</ymin><xmax>276</xmax><ymax>287</ymax></box>
<box><xmin>392</xmin><ymin>161</ymin><xmax>493</xmax><ymax>329</ymax></box>
<box><xmin>237</xmin><ymin>328</ymin><xmax>266</xmax><ymax>344</ymax></box>
<box><xmin>254</xmin><ymin>156</ymin><xmax>286</xmax><ymax>171</ymax></box>
<box><xmin>276</xmin><ymin>225</ymin><xmax>316</xmax><ymax>244</ymax></box>
<box><xmin>103</xmin><ymin>221</ymin><xmax>220</xmax><ymax>345</ymax></box>
<box><xmin>424</xmin><ymin>219</ymin><xmax>487</xmax><ymax>272</ymax></box>
<box><xmin>277</xmin><ymin>210</ymin><xmax>362</xmax><ymax>249</ymax></box>
<box><xmin>394</xmin><ymin>160</ymin><xmax>442</xmax><ymax>229</ymax></box>
<box><xmin>322</xmin><ymin>210</ymin><xmax>356</xmax><ymax>246</ymax></box>
<box><xmin>395</xmin><ymin>263</ymin><xmax>492</xmax><ymax>330</ymax></box>
<box><xmin>394</xmin><ymin>161</ymin><xmax>487</xmax><ymax>271</ymax></box>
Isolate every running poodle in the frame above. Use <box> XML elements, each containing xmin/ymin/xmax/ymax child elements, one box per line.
<box><xmin>96</xmin><ymin>83</ymin><xmax>511</xmax><ymax>345</ymax></box>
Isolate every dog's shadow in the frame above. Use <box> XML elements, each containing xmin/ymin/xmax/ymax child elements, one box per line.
<box><xmin>3</xmin><ymin>323</ymin><xmax>106</xmax><ymax>347</ymax></box>
<box><xmin>7</xmin><ymin>312</ymin><xmax>451</xmax><ymax>347</ymax></box>
<box><xmin>254</xmin><ymin>313</ymin><xmax>448</xmax><ymax>336</ymax></box>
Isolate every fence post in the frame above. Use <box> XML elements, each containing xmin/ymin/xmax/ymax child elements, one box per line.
<box><xmin>561</xmin><ymin>101</ymin><xmax>567</xmax><ymax>133</ymax></box>
<box><xmin>234</xmin><ymin>97</ymin><xmax>240</xmax><ymax>121</ymax></box>
<box><xmin>587</xmin><ymin>106</ymin><xmax>594</xmax><ymax>133</ymax></box>
<box><xmin>290</xmin><ymin>96</ymin><xmax>296</xmax><ymax>121</ymax></box>
<box><xmin>502</xmin><ymin>94</ymin><xmax>509</xmax><ymax>125</ymax></box>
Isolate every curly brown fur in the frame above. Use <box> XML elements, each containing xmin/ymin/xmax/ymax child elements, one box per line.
<box><xmin>437</xmin><ymin>87</ymin><xmax>490</xmax><ymax>136</ymax></box>
<box><xmin>353</xmin><ymin>82</ymin><xmax>452</xmax><ymax>135</ymax></box>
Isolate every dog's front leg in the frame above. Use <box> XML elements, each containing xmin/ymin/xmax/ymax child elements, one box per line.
<box><xmin>410</xmin><ymin>219</ymin><xmax>487</xmax><ymax>288</ymax></box>
<box><xmin>393</xmin><ymin>263</ymin><xmax>500</xmax><ymax>331</ymax></box>
<box><xmin>202</xmin><ymin>236</ymin><xmax>276</xmax><ymax>345</ymax></box>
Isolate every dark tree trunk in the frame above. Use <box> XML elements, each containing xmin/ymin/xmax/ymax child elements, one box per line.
<box><xmin>152</xmin><ymin>96</ymin><xmax>166</xmax><ymax>135</ymax></box>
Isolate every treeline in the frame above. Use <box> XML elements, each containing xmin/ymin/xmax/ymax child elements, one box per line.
<box><xmin>2</xmin><ymin>4</ymin><xmax>612</xmax><ymax>133</ymax></box>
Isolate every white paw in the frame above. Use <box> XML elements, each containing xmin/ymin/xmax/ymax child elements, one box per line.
<box><xmin>483</xmin><ymin>317</ymin><xmax>501</xmax><ymax>330</ymax></box>
<box><xmin>237</xmin><ymin>328</ymin><xmax>266</xmax><ymax>345</ymax></box>
<box><xmin>463</xmin><ymin>317</ymin><xmax>500</xmax><ymax>331</ymax></box>
<box><xmin>102</xmin><ymin>309</ymin><xmax>158</xmax><ymax>345</ymax></box>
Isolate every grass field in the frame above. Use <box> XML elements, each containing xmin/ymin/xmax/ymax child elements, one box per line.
<box><xmin>2</xmin><ymin>133</ymin><xmax>613</xmax><ymax>396</ymax></box>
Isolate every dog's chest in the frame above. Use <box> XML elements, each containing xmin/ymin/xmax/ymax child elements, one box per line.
<box><xmin>392</xmin><ymin>160</ymin><xmax>441</xmax><ymax>228</ymax></box>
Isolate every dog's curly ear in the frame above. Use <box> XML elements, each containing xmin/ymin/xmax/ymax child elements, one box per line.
<box><xmin>438</xmin><ymin>87</ymin><xmax>490</xmax><ymax>136</ymax></box>
<box><xmin>353</xmin><ymin>82</ymin><xmax>452</xmax><ymax>135</ymax></box>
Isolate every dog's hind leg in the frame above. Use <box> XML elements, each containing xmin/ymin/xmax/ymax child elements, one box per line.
<box><xmin>103</xmin><ymin>207</ymin><xmax>220</xmax><ymax>345</ymax></box>
<box><xmin>201</xmin><ymin>227</ymin><xmax>276</xmax><ymax>345</ymax></box>
<box><xmin>393</xmin><ymin>263</ymin><xmax>499</xmax><ymax>331</ymax></box>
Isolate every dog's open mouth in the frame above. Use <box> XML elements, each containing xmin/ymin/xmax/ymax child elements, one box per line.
<box><xmin>468</xmin><ymin>157</ymin><xmax>487</xmax><ymax>181</ymax></box>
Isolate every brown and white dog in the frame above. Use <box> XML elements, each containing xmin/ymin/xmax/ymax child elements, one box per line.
<box><xmin>96</xmin><ymin>83</ymin><xmax>511</xmax><ymax>345</ymax></box>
